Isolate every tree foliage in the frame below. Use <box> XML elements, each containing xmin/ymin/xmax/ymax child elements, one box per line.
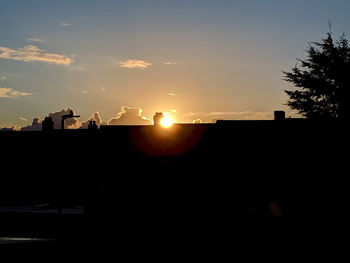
<box><xmin>283</xmin><ymin>33</ymin><xmax>350</xmax><ymax>119</ymax></box>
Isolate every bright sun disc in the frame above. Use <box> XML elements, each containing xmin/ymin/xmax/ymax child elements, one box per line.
<box><xmin>160</xmin><ymin>116</ymin><xmax>174</xmax><ymax>128</ymax></box>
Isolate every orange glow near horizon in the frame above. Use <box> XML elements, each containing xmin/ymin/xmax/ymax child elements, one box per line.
<box><xmin>160</xmin><ymin>115</ymin><xmax>174</xmax><ymax>128</ymax></box>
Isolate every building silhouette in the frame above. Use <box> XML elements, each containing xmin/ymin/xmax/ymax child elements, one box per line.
<box><xmin>0</xmin><ymin>110</ymin><xmax>346</xmax><ymax>251</ymax></box>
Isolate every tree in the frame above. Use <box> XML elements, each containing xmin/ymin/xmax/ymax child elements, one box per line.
<box><xmin>283</xmin><ymin>33</ymin><xmax>350</xmax><ymax>120</ymax></box>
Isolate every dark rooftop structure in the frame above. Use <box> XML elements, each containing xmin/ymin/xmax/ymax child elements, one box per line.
<box><xmin>0</xmin><ymin>111</ymin><xmax>346</xmax><ymax>252</ymax></box>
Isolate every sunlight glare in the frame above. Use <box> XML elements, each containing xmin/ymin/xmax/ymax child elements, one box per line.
<box><xmin>160</xmin><ymin>116</ymin><xmax>174</xmax><ymax>128</ymax></box>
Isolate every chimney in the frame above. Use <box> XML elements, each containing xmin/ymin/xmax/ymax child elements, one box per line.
<box><xmin>274</xmin><ymin>111</ymin><xmax>286</xmax><ymax>121</ymax></box>
<box><xmin>88</xmin><ymin>120</ymin><xmax>98</xmax><ymax>130</ymax></box>
<box><xmin>153</xmin><ymin>112</ymin><xmax>164</xmax><ymax>126</ymax></box>
<box><xmin>42</xmin><ymin>116</ymin><xmax>54</xmax><ymax>131</ymax></box>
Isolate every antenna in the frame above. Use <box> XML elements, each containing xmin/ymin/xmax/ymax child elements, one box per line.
<box><xmin>61</xmin><ymin>111</ymin><xmax>80</xmax><ymax>130</ymax></box>
<box><xmin>328</xmin><ymin>20</ymin><xmax>333</xmax><ymax>34</ymax></box>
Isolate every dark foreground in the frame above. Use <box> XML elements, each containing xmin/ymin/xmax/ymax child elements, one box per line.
<box><xmin>0</xmin><ymin>120</ymin><xmax>347</xmax><ymax>257</ymax></box>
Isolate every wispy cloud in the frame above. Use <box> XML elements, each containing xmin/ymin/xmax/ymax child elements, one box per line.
<box><xmin>81</xmin><ymin>90</ymin><xmax>88</xmax><ymax>94</ymax></box>
<box><xmin>99</xmin><ymin>86</ymin><xmax>106</xmax><ymax>93</ymax></box>
<box><xmin>59</xmin><ymin>22</ymin><xmax>72</xmax><ymax>27</ymax></box>
<box><xmin>164</xmin><ymin>61</ymin><xmax>176</xmax><ymax>65</ymax></box>
<box><xmin>0</xmin><ymin>45</ymin><xmax>72</xmax><ymax>65</ymax></box>
<box><xmin>0</xmin><ymin>76</ymin><xmax>6</xmax><ymax>81</ymax></box>
<box><xmin>27</xmin><ymin>38</ymin><xmax>44</xmax><ymax>43</ymax></box>
<box><xmin>19</xmin><ymin>117</ymin><xmax>27</xmax><ymax>121</ymax></box>
<box><xmin>120</xmin><ymin>59</ymin><xmax>151</xmax><ymax>69</ymax></box>
<box><xmin>0</xmin><ymin>87</ymin><xmax>33</xmax><ymax>98</ymax></box>
<box><xmin>168</xmin><ymin>93</ymin><xmax>176</xmax><ymax>96</ymax></box>
<box><xmin>176</xmin><ymin>111</ymin><xmax>275</xmax><ymax>123</ymax></box>
<box><xmin>207</xmin><ymin>111</ymin><xmax>274</xmax><ymax>120</ymax></box>
<box><xmin>70</xmin><ymin>65</ymin><xmax>88</xmax><ymax>71</ymax></box>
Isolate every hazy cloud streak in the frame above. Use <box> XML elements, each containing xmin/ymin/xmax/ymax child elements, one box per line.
<box><xmin>120</xmin><ymin>59</ymin><xmax>151</xmax><ymax>69</ymax></box>
<box><xmin>206</xmin><ymin>111</ymin><xmax>273</xmax><ymax>120</ymax></box>
<box><xmin>0</xmin><ymin>45</ymin><xmax>72</xmax><ymax>65</ymax></box>
<box><xmin>0</xmin><ymin>87</ymin><xmax>33</xmax><ymax>98</ymax></box>
<box><xmin>59</xmin><ymin>22</ymin><xmax>72</xmax><ymax>27</ymax></box>
<box><xmin>27</xmin><ymin>38</ymin><xmax>44</xmax><ymax>43</ymax></box>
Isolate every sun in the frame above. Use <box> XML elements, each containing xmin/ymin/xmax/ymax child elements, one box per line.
<box><xmin>160</xmin><ymin>115</ymin><xmax>174</xmax><ymax>128</ymax></box>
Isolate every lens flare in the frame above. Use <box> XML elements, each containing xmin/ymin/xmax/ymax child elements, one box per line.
<box><xmin>160</xmin><ymin>116</ymin><xmax>174</xmax><ymax>128</ymax></box>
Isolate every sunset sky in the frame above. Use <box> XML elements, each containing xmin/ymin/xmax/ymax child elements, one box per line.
<box><xmin>1</xmin><ymin>0</ymin><xmax>350</xmax><ymax>129</ymax></box>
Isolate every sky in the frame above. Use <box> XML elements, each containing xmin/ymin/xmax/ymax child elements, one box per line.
<box><xmin>1</xmin><ymin>0</ymin><xmax>350</xmax><ymax>129</ymax></box>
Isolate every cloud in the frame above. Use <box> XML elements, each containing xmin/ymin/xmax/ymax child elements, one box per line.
<box><xmin>176</xmin><ymin>111</ymin><xmax>276</xmax><ymax>123</ymax></box>
<box><xmin>81</xmin><ymin>90</ymin><xmax>88</xmax><ymax>94</ymax></box>
<box><xmin>0</xmin><ymin>87</ymin><xmax>33</xmax><ymax>98</ymax></box>
<box><xmin>70</xmin><ymin>66</ymin><xmax>88</xmax><ymax>72</ymax></box>
<box><xmin>48</xmin><ymin>108</ymin><xmax>81</xmax><ymax>129</ymax></box>
<box><xmin>20</xmin><ymin>118</ymin><xmax>42</xmax><ymax>131</ymax></box>
<box><xmin>20</xmin><ymin>107</ymin><xmax>151</xmax><ymax>130</ymax></box>
<box><xmin>107</xmin><ymin>107</ymin><xmax>152</xmax><ymax>125</ymax></box>
<box><xmin>120</xmin><ymin>59</ymin><xmax>151</xmax><ymax>69</ymax></box>
<box><xmin>0</xmin><ymin>45</ymin><xmax>72</xmax><ymax>65</ymax></box>
<box><xmin>164</xmin><ymin>61</ymin><xmax>176</xmax><ymax>65</ymax></box>
<box><xmin>192</xmin><ymin>119</ymin><xmax>202</xmax><ymax>124</ymax></box>
<box><xmin>19</xmin><ymin>117</ymin><xmax>27</xmax><ymax>121</ymax></box>
<box><xmin>99</xmin><ymin>86</ymin><xmax>106</xmax><ymax>93</ymax></box>
<box><xmin>206</xmin><ymin>111</ymin><xmax>274</xmax><ymax>120</ymax></box>
<box><xmin>0</xmin><ymin>76</ymin><xmax>7</xmax><ymax>81</ymax></box>
<box><xmin>21</xmin><ymin>108</ymin><xmax>81</xmax><ymax>131</ymax></box>
<box><xmin>0</xmin><ymin>125</ymin><xmax>21</xmax><ymax>131</ymax></box>
<box><xmin>80</xmin><ymin>112</ymin><xmax>103</xmax><ymax>129</ymax></box>
<box><xmin>59</xmin><ymin>22</ymin><xmax>72</xmax><ymax>27</ymax></box>
<box><xmin>168</xmin><ymin>93</ymin><xmax>176</xmax><ymax>96</ymax></box>
<box><xmin>19</xmin><ymin>107</ymin><xmax>152</xmax><ymax>131</ymax></box>
<box><xmin>27</xmin><ymin>38</ymin><xmax>44</xmax><ymax>43</ymax></box>
<box><xmin>210</xmin><ymin>117</ymin><xmax>223</xmax><ymax>123</ymax></box>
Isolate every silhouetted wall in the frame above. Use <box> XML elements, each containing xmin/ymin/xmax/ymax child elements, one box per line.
<box><xmin>0</xmin><ymin>120</ymin><xmax>346</xmax><ymax>225</ymax></box>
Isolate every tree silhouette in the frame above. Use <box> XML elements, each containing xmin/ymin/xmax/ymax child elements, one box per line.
<box><xmin>283</xmin><ymin>33</ymin><xmax>350</xmax><ymax>120</ymax></box>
